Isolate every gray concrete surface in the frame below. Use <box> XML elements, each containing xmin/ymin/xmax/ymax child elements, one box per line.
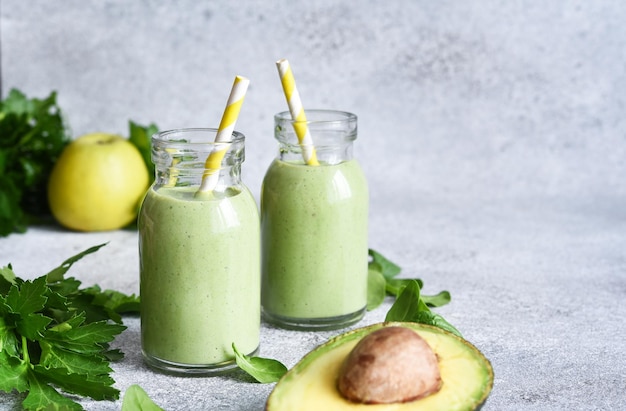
<box><xmin>1</xmin><ymin>1</ymin><xmax>625</xmax><ymax>410</ymax></box>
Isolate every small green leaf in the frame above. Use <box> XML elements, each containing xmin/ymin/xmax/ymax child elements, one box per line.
<box><xmin>5</xmin><ymin>277</ymin><xmax>48</xmax><ymax>316</ymax></box>
<box><xmin>385</xmin><ymin>280</ymin><xmax>422</xmax><ymax>322</ymax></box>
<box><xmin>47</xmin><ymin>276</ymin><xmax>81</xmax><ymax>297</ymax></box>
<box><xmin>23</xmin><ymin>370</ymin><xmax>83</xmax><ymax>411</ymax></box>
<box><xmin>0</xmin><ymin>350</ymin><xmax>29</xmax><ymax>393</ymax></box>
<box><xmin>368</xmin><ymin>249</ymin><xmax>401</xmax><ymax>279</ymax></box>
<box><xmin>366</xmin><ymin>268</ymin><xmax>386</xmax><ymax>311</ymax></box>
<box><xmin>411</xmin><ymin>311</ymin><xmax>462</xmax><ymax>337</ymax></box>
<box><xmin>385</xmin><ymin>280</ymin><xmax>461</xmax><ymax>337</ymax></box>
<box><xmin>16</xmin><ymin>312</ymin><xmax>52</xmax><ymax>340</ymax></box>
<box><xmin>83</xmin><ymin>286</ymin><xmax>140</xmax><ymax>316</ymax></box>
<box><xmin>385</xmin><ymin>278</ymin><xmax>424</xmax><ymax>296</ymax></box>
<box><xmin>122</xmin><ymin>384</ymin><xmax>165</xmax><ymax>411</ymax></box>
<box><xmin>0</xmin><ymin>265</ymin><xmax>17</xmax><ymax>294</ymax></box>
<box><xmin>33</xmin><ymin>364</ymin><xmax>118</xmax><ymax>400</ymax></box>
<box><xmin>40</xmin><ymin>340</ymin><xmax>113</xmax><ymax>375</ymax></box>
<box><xmin>45</xmin><ymin>243</ymin><xmax>108</xmax><ymax>283</ymax></box>
<box><xmin>421</xmin><ymin>290</ymin><xmax>451</xmax><ymax>308</ymax></box>
<box><xmin>104</xmin><ymin>348</ymin><xmax>125</xmax><ymax>361</ymax></box>
<box><xmin>232</xmin><ymin>343</ymin><xmax>288</xmax><ymax>383</ymax></box>
<box><xmin>0</xmin><ymin>316</ymin><xmax>20</xmax><ymax>357</ymax></box>
<box><xmin>44</xmin><ymin>320</ymin><xmax>126</xmax><ymax>355</ymax></box>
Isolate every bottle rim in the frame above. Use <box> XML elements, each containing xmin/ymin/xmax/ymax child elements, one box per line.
<box><xmin>152</xmin><ymin>128</ymin><xmax>245</xmax><ymax>149</ymax></box>
<box><xmin>274</xmin><ymin>109</ymin><xmax>357</xmax><ymax>126</ymax></box>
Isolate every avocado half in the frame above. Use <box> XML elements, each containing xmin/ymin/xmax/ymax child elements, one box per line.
<box><xmin>266</xmin><ymin>322</ymin><xmax>493</xmax><ymax>411</ymax></box>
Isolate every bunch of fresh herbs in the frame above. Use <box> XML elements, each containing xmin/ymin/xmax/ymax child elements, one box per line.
<box><xmin>0</xmin><ymin>89</ymin><xmax>71</xmax><ymax>236</ymax></box>
<box><xmin>0</xmin><ymin>243</ymin><xmax>139</xmax><ymax>410</ymax></box>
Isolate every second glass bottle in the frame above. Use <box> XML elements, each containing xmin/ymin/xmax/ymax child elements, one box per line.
<box><xmin>261</xmin><ymin>110</ymin><xmax>369</xmax><ymax>330</ymax></box>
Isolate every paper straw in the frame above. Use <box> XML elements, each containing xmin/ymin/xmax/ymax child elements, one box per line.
<box><xmin>164</xmin><ymin>150</ymin><xmax>181</xmax><ymax>188</ymax></box>
<box><xmin>197</xmin><ymin>75</ymin><xmax>250</xmax><ymax>193</ymax></box>
<box><xmin>276</xmin><ymin>59</ymin><xmax>319</xmax><ymax>166</ymax></box>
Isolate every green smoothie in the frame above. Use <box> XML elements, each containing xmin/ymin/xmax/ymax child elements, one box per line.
<box><xmin>261</xmin><ymin>159</ymin><xmax>368</xmax><ymax>324</ymax></box>
<box><xmin>139</xmin><ymin>185</ymin><xmax>260</xmax><ymax>369</ymax></box>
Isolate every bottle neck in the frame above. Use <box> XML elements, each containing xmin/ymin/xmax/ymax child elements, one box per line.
<box><xmin>151</xmin><ymin>128</ymin><xmax>245</xmax><ymax>192</ymax></box>
<box><xmin>274</xmin><ymin>109</ymin><xmax>358</xmax><ymax>165</ymax></box>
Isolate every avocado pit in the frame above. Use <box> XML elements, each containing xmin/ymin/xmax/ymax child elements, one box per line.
<box><xmin>337</xmin><ymin>326</ymin><xmax>442</xmax><ymax>404</ymax></box>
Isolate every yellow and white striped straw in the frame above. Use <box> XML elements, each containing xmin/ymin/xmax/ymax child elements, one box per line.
<box><xmin>276</xmin><ymin>59</ymin><xmax>319</xmax><ymax>166</ymax></box>
<box><xmin>197</xmin><ymin>75</ymin><xmax>250</xmax><ymax>193</ymax></box>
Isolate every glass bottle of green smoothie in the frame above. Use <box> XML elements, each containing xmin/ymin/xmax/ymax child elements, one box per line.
<box><xmin>139</xmin><ymin>128</ymin><xmax>260</xmax><ymax>375</ymax></box>
<box><xmin>261</xmin><ymin>110</ymin><xmax>368</xmax><ymax>330</ymax></box>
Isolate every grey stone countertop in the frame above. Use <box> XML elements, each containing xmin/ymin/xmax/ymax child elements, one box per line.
<box><xmin>0</xmin><ymin>193</ymin><xmax>624</xmax><ymax>411</ymax></box>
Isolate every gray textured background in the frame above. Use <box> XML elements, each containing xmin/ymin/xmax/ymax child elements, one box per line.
<box><xmin>1</xmin><ymin>1</ymin><xmax>625</xmax><ymax>410</ymax></box>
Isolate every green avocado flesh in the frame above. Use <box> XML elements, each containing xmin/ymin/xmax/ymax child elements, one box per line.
<box><xmin>266</xmin><ymin>322</ymin><xmax>493</xmax><ymax>411</ymax></box>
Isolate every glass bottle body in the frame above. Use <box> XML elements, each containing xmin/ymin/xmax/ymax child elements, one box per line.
<box><xmin>139</xmin><ymin>128</ymin><xmax>260</xmax><ymax>375</ymax></box>
<box><xmin>261</xmin><ymin>111</ymin><xmax>369</xmax><ymax>330</ymax></box>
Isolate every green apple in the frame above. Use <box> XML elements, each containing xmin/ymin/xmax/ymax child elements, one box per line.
<box><xmin>48</xmin><ymin>132</ymin><xmax>150</xmax><ymax>231</ymax></box>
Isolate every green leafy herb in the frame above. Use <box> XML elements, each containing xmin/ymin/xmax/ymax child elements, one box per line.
<box><xmin>366</xmin><ymin>249</ymin><xmax>451</xmax><ymax>311</ymax></box>
<box><xmin>0</xmin><ymin>89</ymin><xmax>71</xmax><ymax>236</ymax></box>
<box><xmin>128</xmin><ymin>120</ymin><xmax>159</xmax><ymax>184</ymax></box>
<box><xmin>385</xmin><ymin>280</ymin><xmax>462</xmax><ymax>337</ymax></box>
<box><xmin>0</xmin><ymin>243</ymin><xmax>139</xmax><ymax>410</ymax></box>
<box><xmin>122</xmin><ymin>384</ymin><xmax>164</xmax><ymax>411</ymax></box>
<box><xmin>421</xmin><ymin>290</ymin><xmax>452</xmax><ymax>308</ymax></box>
<box><xmin>232</xmin><ymin>343</ymin><xmax>288</xmax><ymax>383</ymax></box>
<box><xmin>366</xmin><ymin>268</ymin><xmax>386</xmax><ymax>310</ymax></box>
<box><xmin>369</xmin><ymin>249</ymin><xmax>401</xmax><ymax>279</ymax></box>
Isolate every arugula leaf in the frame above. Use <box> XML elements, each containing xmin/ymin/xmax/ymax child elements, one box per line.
<box><xmin>385</xmin><ymin>280</ymin><xmax>422</xmax><ymax>321</ymax></box>
<box><xmin>385</xmin><ymin>280</ymin><xmax>462</xmax><ymax>337</ymax></box>
<box><xmin>122</xmin><ymin>384</ymin><xmax>165</xmax><ymax>411</ymax></box>
<box><xmin>232</xmin><ymin>343</ymin><xmax>288</xmax><ymax>383</ymax></box>
<box><xmin>366</xmin><ymin>268</ymin><xmax>386</xmax><ymax>310</ymax></box>
<box><xmin>385</xmin><ymin>277</ymin><xmax>423</xmax><ymax>296</ymax></box>
<box><xmin>421</xmin><ymin>290</ymin><xmax>452</xmax><ymax>308</ymax></box>
<box><xmin>410</xmin><ymin>310</ymin><xmax>462</xmax><ymax>337</ymax></box>
<box><xmin>0</xmin><ymin>89</ymin><xmax>71</xmax><ymax>237</ymax></box>
<box><xmin>0</xmin><ymin>243</ymin><xmax>138</xmax><ymax>410</ymax></box>
<box><xmin>367</xmin><ymin>249</ymin><xmax>452</xmax><ymax>313</ymax></box>
<box><xmin>368</xmin><ymin>249</ymin><xmax>401</xmax><ymax>279</ymax></box>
